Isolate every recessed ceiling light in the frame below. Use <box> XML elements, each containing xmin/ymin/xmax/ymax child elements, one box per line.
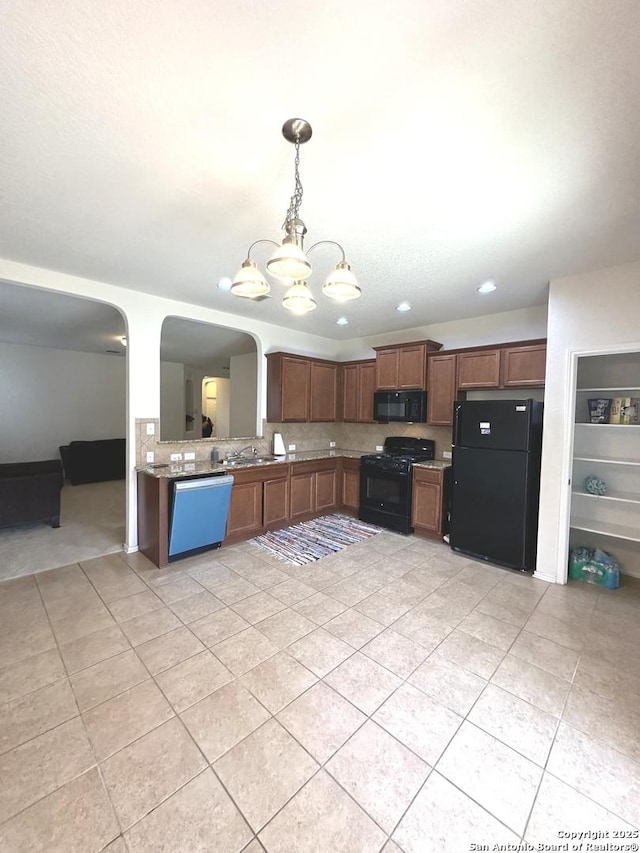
<box><xmin>396</xmin><ymin>301</ymin><xmax>411</xmax><ymax>312</ymax></box>
<box><xmin>336</xmin><ymin>317</ymin><xmax>349</xmax><ymax>326</ymax></box>
<box><xmin>477</xmin><ymin>280</ymin><xmax>497</xmax><ymax>294</ymax></box>
<box><xmin>217</xmin><ymin>277</ymin><xmax>233</xmax><ymax>291</ymax></box>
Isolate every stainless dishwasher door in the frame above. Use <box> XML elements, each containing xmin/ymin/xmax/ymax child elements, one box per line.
<box><xmin>168</xmin><ymin>474</ymin><xmax>234</xmax><ymax>559</ymax></box>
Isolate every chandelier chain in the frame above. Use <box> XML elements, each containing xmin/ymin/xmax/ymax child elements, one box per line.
<box><xmin>282</xmin><ymin>137</ymin><xmax>303</xmax><ymax>230</ymax></box>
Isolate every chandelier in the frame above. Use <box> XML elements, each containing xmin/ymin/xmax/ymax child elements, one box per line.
<box><xmin>231</xmin><ymin>118</ymin><xmax>361</xmax><ymax>315</ymax></box>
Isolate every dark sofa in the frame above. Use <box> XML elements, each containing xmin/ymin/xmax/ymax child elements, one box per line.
<box><xmin>59</xmin><ymin>438</ymin><xmax>126</xmax><ymax>485</ymax></box>
<box><xmin>0</xmin><ymin>460</ymin><xmax>64</xmax><ymax>529</ymax></box>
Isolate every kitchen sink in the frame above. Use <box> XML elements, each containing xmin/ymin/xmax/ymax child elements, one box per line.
<box><xmin>225</xmin><ymin>455</ymin><xmax>279</xmax><ymax>466</ymax></box>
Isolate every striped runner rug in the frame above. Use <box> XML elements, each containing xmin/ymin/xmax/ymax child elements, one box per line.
<box><xmin>249</xmin><ymin>513</ymin><xmax>382</xmax><ymax>566</ymax></box>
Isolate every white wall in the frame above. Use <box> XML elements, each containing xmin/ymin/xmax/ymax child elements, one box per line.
<box><xmin>338</xmin><ymin>305</ymin><xmax>548</xmax><ymax>360</ymax></box>
<box><xmin>215</xmin><ymin>378</ymin><xmax>231</xmax><ymax>438</ymax></box>
<box><xmin>229</xmin><ymin>352</ymin><xmax>258</xmax><ymax>437</ymax></box>
<box><xmin>159</xmin><ymin>361</ymin><xmax>184</xmax><ymax>440</ymax></box>
<box><xmin>536</xmin><ymin>260</ymin><xmax>640</xmax><ymax>583</ymax></box>
<box><xmin>0</xmin><ymin>342</ymin><xmax>125</xmax><ymax>462</ymax></box>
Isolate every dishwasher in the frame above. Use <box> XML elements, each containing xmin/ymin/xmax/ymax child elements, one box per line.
<box><xmin>168</xmin><ymin>473</ymin><xmax>234</xmax><ymax>560</ymax></box>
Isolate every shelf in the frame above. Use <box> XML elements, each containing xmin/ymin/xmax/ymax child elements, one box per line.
<box><xmin>570</xmin><ymin>517</ymin><xmax>640</xmax><ymax>543</ymax></box>
<box><xmin>572</xmin><ymin>489</ymin><xmax>640</xmax><ymax>505</ymax></box>
<box><xmin>573</xmin><ymin>455</ymin><xmax>640</xmax><ymax>466</ymax></box>
<box><xmin>577</xmin><ymin>387</ymin><xmax>640</xmax><ymax>393</ymax></box>
<box><xmin>574</xmin><ymin>422</ymin><xmax>640</xmax><ymax>429</ymax></box>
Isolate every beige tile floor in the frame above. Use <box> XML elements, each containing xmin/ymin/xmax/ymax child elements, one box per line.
<box><xmin>1</xmin><ymin>532</ymin><xmax>639</xmax><ymax>852</ymax></box>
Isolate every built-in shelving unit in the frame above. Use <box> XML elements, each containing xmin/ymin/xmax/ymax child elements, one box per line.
<box><xmin>570</xmin><ymin>517</ymin><xmax>640</xmax><ymax>543</ymax></box>
<box><xmin>570</xmin><ymin>359</ymin><xmax>640</xmax><ymax>578</ymax></box>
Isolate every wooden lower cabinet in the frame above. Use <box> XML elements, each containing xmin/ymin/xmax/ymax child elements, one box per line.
<box><xmin>289</xmin><ymin>471</ymin><xmax>315</xmax><ymax>520</ymax></box>
<box><xmin>316</xmin><ymin>468</ymin><xmax>338</xmax><ymax>513</ymax></box>
<box><xmin>340</xmin><ymin>458</ymin><xmax>360</xmax><ymax>514</ymax></box>
<box><xmin>226</xmin><ymin>465</ymin><xmax>289</xmax><ymax>544</ymax></box>
<box><xmin>139</xmin><ymin>457</ymin><xmax>361</xmax><ymax>562</ymax></box>
<box><xmin>263</xmin><ymin>474</ymin><xmax>289</xmax><ymax>527</ymax></box>
<box><xmin>226</xmin><ymin>479</ymin><xmax>263</xmax><ymax>540</ymax></box>
<box><xmin>137</xmin><ymin>472</ymin><xmax>171</xmax><ymax>568</ymax></box>
<box><xmin>412</xmin><ymin>466</ymin><xmax>448</xmax><ymax>537</ymax></box>
<box><xmin>289</xmin><ymin>459</ymin><xmax>338</xmax><ymax>520</ymax></box>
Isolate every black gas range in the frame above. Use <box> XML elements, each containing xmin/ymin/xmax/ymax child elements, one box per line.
<box><xmin>359</xmin><ymin>436</ymin><xmax>435</xmax><ymax>534</ymax></box>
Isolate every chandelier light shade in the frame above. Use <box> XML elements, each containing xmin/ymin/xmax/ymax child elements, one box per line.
<box><xmin>266</xmin><ymin>235</ymin><xmax>312</xmax><ymax>280</ymax></box>
<box><xmin>322</xmin><ymin>261</ymin><xmax>361</xmax><ymax>302</ymax></box>
<box><xmin>230</xmin><ymin>259</ymin><xmax>270</xmax><ymax>298</ymax></box>
<box><xmin>282</xmin><ymin>282</ymin><xmax>317</xmax><ymax>314</ymax></box>
<box><xmin>231</xmin><ymin>118</ymin><xmax>361</xmax><ymax>313</ymax></box>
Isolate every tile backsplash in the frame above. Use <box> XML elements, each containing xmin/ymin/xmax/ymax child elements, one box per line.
<box><xmin>263</xmin><ymin>421</ymin><xmax>452</xmax><ymax>458</ymax></box>
<box><xmin>135</xmin><ymin>419</ymin><xmax>453</xmax><ymax>467</ymax></box>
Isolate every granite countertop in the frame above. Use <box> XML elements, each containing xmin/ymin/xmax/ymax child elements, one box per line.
<box><xmin>138</xmin><ymin>449</ymin><xmax>452</xmax><ymax>478</ymax></box>
<box><xmin>412</xmin><ymin>460</ymin><xmax>452</xmax><ymax>471</ymax></box>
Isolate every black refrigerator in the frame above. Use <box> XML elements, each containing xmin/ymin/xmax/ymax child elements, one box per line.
<box><xmin>450</xmin><ymin>399</ymin><xmax>543</xmax><ymax>572</ymax></box>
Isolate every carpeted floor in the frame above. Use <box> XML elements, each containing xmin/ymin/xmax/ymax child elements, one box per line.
<box><xmin>249</xmin><ymin>514</ymin><xmax>382</xmax><ymax>565</ymax></box>
<box><xmin>0</xmin><ymin>479</ymin><xmax>125</xmax><ymax>581</ymax></box>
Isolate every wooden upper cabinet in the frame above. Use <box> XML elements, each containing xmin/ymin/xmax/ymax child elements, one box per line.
<box><xmin>427</xmin><ymin>354</ymin><xmax>457</xmax><ymax>425</ymax></box>
<box><xmin>310</xmin><ymin>361</ymin><xmax>338</xmax><ymax>422</ymax></box>
<box><xmin>398</xmin><ymin>345</ymin><xmax>427</xmax><ymax>389</ymax></box>
<box><xmin>453</xmin><ymin>340</ymin><xmax>547</xmax><ymax>390</ymax></box>
<box><xmin>373</xmin><ymin>340</ymin><xmax>442</xmax><ymax>390</ymax></box>
<box><xmin>457</xmin><ymin>349</ymin><xmax>501</xmax><ymax>389</ymax></box>
<box><xmin>267</xmin><ymin>354</ymin><xmax>310</xmax><ymax>422</ymax></box>
<box><xmin>280</xmin><ymin>357</ymin><xmax>310</xmax><ymax>421</ymax></box>
<box><xmin>342</xmin><ymin>364</ymin><xmax>359</xmax><ymax>422</ymax></box>
<box><xmin>375</xmin><ymin>349</ymin><xmax>400</xmax><ymax>390</ymax></box>
<box><xmin>358</xmin><ymin>361</ymin><xmax>376</xmax><ymax>423</ymax></box>
<box><xmin>268</xmin><ymin>340</ymin><xmax>545</xmax><ymax>425</ymax></box>
<box><xmin>501</xmin><ymin>344</ymin><xmax>547</xmax><ymax>387</ymax></box>
<box><xmin>341</xmin><ymin>360</ymin><xmax>376</xmax><ymax>423</ymax></box>
<box><xmin>267</xmin><ymin>352</ymin><xmax>339</xmax><ymax>423</ymax></box>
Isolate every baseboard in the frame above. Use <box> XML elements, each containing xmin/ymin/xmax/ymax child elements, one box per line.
<box><xmin>533</xmin><ymin>568</ymin><xmax>557</xmax><ymax>584</ymax></box>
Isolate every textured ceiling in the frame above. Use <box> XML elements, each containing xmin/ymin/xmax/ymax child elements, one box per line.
<box><xmin>1</xmin><ymin>0</ymin><xmax>640</xmax><ymax>340</ymax></box>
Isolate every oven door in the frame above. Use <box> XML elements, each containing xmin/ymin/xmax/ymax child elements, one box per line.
<box><xmin>358</xmin><ymin>465</ymin><xmax>412</xmax><ymax>534</ymax></box>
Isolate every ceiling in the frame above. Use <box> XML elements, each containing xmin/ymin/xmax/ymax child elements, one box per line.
<box><xmin>2</xmin><ymin>0</ymin><xmax>640</xmax><ymax>341</ymax></box>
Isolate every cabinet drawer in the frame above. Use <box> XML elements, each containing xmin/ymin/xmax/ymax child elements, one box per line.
<box><xmin>228</xmin><ymin>464</ymin><xmax>288</xmax><ymax>484</ymax></box>
<box><xmin>413</xmin><ymin>467</ymin><xmax>442</xmax><ymax>485</ymax></box>
<box><xmin>290</xmin><ymin>458</ymin><xmax>337</xmax><ymax>476</ymax></box>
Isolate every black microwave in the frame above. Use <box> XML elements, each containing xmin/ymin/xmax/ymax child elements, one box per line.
<box><xmin>373</xmin><ymin>390</ymin><xmax>427</xmax><ymax>423</ymax></box>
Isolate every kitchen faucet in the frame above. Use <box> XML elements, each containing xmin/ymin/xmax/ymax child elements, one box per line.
<box><xmin>227</xmin><ymin>445</ymin><xmax>257</xmax><ymax>460</ymax></box>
